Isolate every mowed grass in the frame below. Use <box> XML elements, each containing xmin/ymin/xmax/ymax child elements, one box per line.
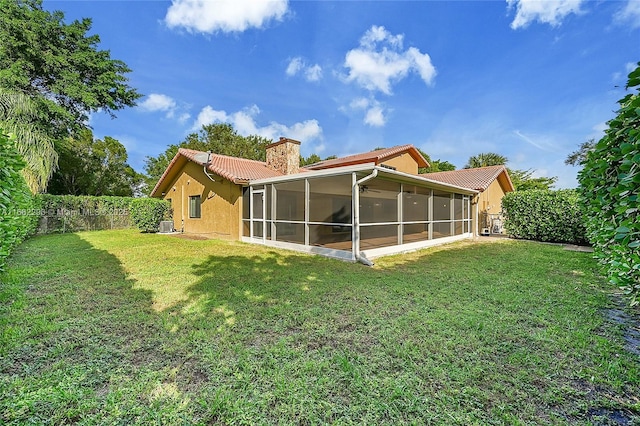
<box><xmin>1</xmin><ymin>230</ymin><xmax>638</xmax><ymax>425</ymax></box>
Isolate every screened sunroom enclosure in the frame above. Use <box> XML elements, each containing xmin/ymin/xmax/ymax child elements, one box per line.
<box><xmin>241</xmin><ymin>166</ymin><xmax>476</xmax><ymax>262</ymax></box>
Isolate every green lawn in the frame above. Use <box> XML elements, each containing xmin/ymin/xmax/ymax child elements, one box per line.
<box><xmin>1</xmin><ymin>230</ymin><xmax>638</xmax><ymax>425</ymax></box>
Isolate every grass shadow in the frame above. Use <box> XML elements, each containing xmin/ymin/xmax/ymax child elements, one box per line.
<box><xmin>0</xmin><ymin>233</ymin><xmax>208</xmax><ymax>424</ymax></box>
<box><xmin>2</xmin><ymin>231</ymin><xmax>639</xmax><ymax>424</ymax></box>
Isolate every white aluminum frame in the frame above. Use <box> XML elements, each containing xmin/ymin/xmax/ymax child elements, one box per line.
<box><xmin>243</xmin><ymin>166</ymin><xmax>478</xmax><ymax>262</ymax></box>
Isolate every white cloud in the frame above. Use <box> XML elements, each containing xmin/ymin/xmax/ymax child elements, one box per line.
<box><xmin>286</xmin><ymin>57</ymin><xmax>323</xmax><ymax>82</ymax></box>
<box><xmin>513</xmin><ymin>130</ymin><xmax>559</xmax><ymax>152</ymax></box>
<box><xmin>506</xmin><ymin>0</ymin><xmax>584</xmax><ymax>29</ymax></box>
<box><xmin>627</xmin><ymin>62</ymin><xmax>638</xmax><ymax>73</ymax></box>
<box><xmin>138</xmin><ymin>93</ymin><xmax>195</xmax><ymax>122</ymax></box>
<box><xmin>347</xmin><ymin>97</ymin><xmax>387</xmax><ymax>127</ymax></box>
<box><xmin>614</xmin><ymin>0</ymin><xmax>640</xmax><ymax>28</ymax></box>
<box><xmin>364</xmin><ymin>106</ymin><xmax>386</xmax><ymax>127</ymax></box>
<box><xmin>286</xmin><ymin>57</ymin><xmax>304</xmax><ymax>76</ymax></box>
<box><xmin>343</xmin><ymin>25</ymin><xmax>436</xmax><ymax>94</ymax></box>
<box><xmin>191</xmin><ymin>104</ymin><xmax>323</xmax><ymax>143</ymax></box>
<box><xmin>349</xmin><ymin>98</ymin><xmax>370</xmax><ymax>110</ymax></box>
<box><xmin>178</xmin><ymin>112</ymin><xmax>191</xmax><ymax>124</ymax></box>
<box><xmin>165</xmin><ymin>0</ymin><xmax>288</xmax><ymax>34</ymax></box>
<box><xmin>192</xmin><ymin>105</ymin><xmax>232</xmax><ymax>130</ymax></box>
<box><xmin>138</xmin><ymin>93</ymin><xmax>177</xmax><ymax>118</ymax></box>
<box><xmin>305</xmin><ymin>64</ymin><xmax>323</xmax><ymax>82</ymax></box>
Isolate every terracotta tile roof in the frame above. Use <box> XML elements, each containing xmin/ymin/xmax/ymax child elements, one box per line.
<box><xmin>306</xmin><ymin>144</ymin><xmax>429</xmax><ymax>170</ymax></box>
<box><xmin>421</xmin><ymin>165</ymin><xmax>514</xmax><ymax>192</ymax></box>
<box><xmin>151</xmin><ymin>148</ymin><xmax>282</xmax><ymax>196</ymax></box>
<box><xmin>180</xmin><ymin>148</ymin><xmax>282</xmax><ymax>182</ymax></box>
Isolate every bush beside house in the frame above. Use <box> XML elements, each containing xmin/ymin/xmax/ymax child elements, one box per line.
<box><xmin>129</xmin><ymin>198</ymin><xmax>172</xmax><ymax>233</ymax></box>
<box><xmin>501</xmin><ymin>189</ymin><xmax>587</xmax><ymax>245</ymax></box>
<box><xmin>0</xmin><ymin>130</ymin><xmax>39</xmax><ymax>270</ymax></box>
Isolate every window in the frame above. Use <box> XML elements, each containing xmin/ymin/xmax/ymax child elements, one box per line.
<box><xmin>189</xmin><ymin>195</ymin><xmax>201</xmax><ymax>218</ymax></box>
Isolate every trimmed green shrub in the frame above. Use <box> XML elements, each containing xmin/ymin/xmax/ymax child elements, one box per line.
<box><xmin>0</xmin><ymin>129</ymin><xmax>39</xmax><ymax>270</ymax></box>
<box><xmin>501</xmin><ymin>189</ymin><xmax>587</xmax><ymax>245</ymax></box>
<box><xmin>578</xmin><ymin>63</ymin><xmax>640</xmax><ymax>305</ymax></box>
<box><xmin>129</xmin><ymin>198</ymin><xmax>171</xmax><ymax>233</ymax></box>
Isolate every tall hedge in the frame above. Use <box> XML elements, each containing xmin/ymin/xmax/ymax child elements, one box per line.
<box><xmin>36</xmin><ymin>194</ymin><xmax>132</xmax><ymax>233</ymax></box>
<box><xmin>36</xmin><ymin>195</ymin><xmax>171</xmax><ymax>234</ymax></box>
<box><xmin>0</xmin><ymin>129</ymin><xmax>39</xmax><ymax>271</ymax></box>
<box><xmin>501</xmin><ymin>189</ymin><xmax>587</xmax><ymax>245</ymax></box>
<box><xmin>578</xmin><ymin>63</ymin><xmax>640</xmax><ymax>305</ymax></box>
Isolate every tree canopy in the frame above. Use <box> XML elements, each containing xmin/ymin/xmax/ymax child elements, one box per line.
<box><xmin>417</xmin><ymin>149</ymin><xmax>456</xmax><ymax>174</ymax></box>
<box><xmin>300</xmin><ymin>153</ymin><xmax>322</xmax><ymax>166</ymax></box>
<box><xmin>144</xmin><ymin>123</ymin><xmax>273</xmax><ymax>193</ymax></box>
<box><xmin>463</xmin><ymin>152</ymin><xmax>556</xmax><ymax>190</ymax></box>
<box><xmin>464</xmin><ymin>152</ymin><xmax>508</xmax><ymax>169</ymax></box>
<box><xmin>565</xmin><ymin>139</ymin><xmax>596</xmax><ymax>167</ymax></box>
<box><xmin>507</xmin><ymin>168</ymin><xmax>557</xmax><ymax>191</ymax></box>
<box><xmin>0</xmin><ymin>0</ymin><xmax>141</xmax><ymax>191</ymax></box>
<box><xmin>0</xmin><ymin>89</ymin><xmax>56</xmax><ymax>192</ymax></box>
<box><xmin>48</xmin><ymin>130</ymin><xmax>142</xmax><ymax>196</ymax></box>
<box><xmin>300</xmin><ymin>153</ymin><xmax>337</xmax><ymax>166</ymax></box>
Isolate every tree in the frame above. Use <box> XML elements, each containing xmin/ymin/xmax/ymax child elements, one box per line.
<box><xmin>0</xmin><ymin>0</ymin><xmax>141</xmax><ymax>191</ymax></box>
<box><xmin>416</xmin><ymin>148</ymin><xmax>456</xmax><ymax>174</ymax></box>
<box><xmin>300</xmin><ymin>153</ymin><xmax>322</xmax><ymax>166</ymax></box>
<box><xmin>0</xmin><ymin>89</ymin><xmax>56</xmax><ymax>192</ymax></box>
<box><xmin>464</xmin><ymin>152</ymin><xmax>508</xmax><ymax>169</ymax></box>
<box><xmin>429</xmin><ymin>159</ymin><xmax>456</xmax><ymax>173</ymax></box>
<box><xmin>144</xmin><ymin>123</ymin><xmax>272</xmax><ymax>193</ymax></box>
<box><xmin>565</xmin><ymin>139</ymin><xmax>596</xmax><ymax>166</ymax></box>
<box><xmin>578</xmin><ymin>62</ymin><xmax>640</xmax><ymax>305</ymax></box>
<box><xmin>300</xmin><ymin>153</ymin><xmax>338</xmax><ymax>166</ymax></box>
<box><xmin>48</xmin><ymin>129</ymin><xmax>142</xmax><ymax>196</ymax></box>
<box><xmin>507</xmin><ymin>168</ymin><xmax>556</xmax><ymax>191</ymax></box>
<box><xmin>464</xmin><ymin>151</ymin><xmax>556</xmax><ymax>190</ymax></box>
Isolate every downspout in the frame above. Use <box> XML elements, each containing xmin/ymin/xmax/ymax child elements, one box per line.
<box><xmin>353</xmin><ymin>169</ymin><xmax>378</xmax><ymax>266</ymax></box>
<box><xmin>474</xmin><ymin>194</ymin><xmax>479</xmax><ymax>238</ymax></box>
<box><xmin>181</xmin><ymin>184</ymin><xmax>185</xmax><ymax>233</ymax></box>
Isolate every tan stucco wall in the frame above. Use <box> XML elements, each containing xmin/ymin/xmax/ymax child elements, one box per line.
<box><xmin>478</xmin><ymin>178</ymin><xmax>508</xmax><ymax>214</ymax></box>
<box><xmin>381</xmin><ymin>153</ymin><xmax>419</xmax><ymax>175</ymax></box>
<box><xmin>475</xmin><ymin>177</ymin><xmax>510</xmax><ymax>232</ymax></box>
<box><xmin>162</xmin><ymin>161</ymin><xmax>242</xmax><ymax>240</ymax></box>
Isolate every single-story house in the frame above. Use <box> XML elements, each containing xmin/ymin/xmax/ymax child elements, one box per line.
<box><xmin>420</xmin><ymin>165</ymin><xmax>514</xmax><ymax>234</ymax></box>
<box><xmin>151</xmin><ymin>138</ymin><xmax>510</xmax><ymax>262</ymax></box>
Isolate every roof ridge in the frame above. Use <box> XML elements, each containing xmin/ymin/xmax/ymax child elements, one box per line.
<box><xmin>307</xmin><ymin>144</ymin><xmax>427</xmax><ymax>169</ymax></box>
<box><xmin>178</xmin><ymin>147</ymin><xmax>267</xmax><ymax>164</ymax></box>
<box><xmin>428</xmin><ymin>164</ymin><xmax>505</xmax><ymax>175</ymax></box>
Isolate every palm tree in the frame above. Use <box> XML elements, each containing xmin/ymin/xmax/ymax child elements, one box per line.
<box><xmin>0</xmin><ymin>89</ymin><xmax>57</xmax><ymax>193</ymax></box>
<box><xmin>464</xmin><ymin>152</ymin><xmax>508</xmax><ymax>169</ymax></box>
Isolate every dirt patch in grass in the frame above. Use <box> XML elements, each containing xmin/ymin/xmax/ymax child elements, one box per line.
<box><xmin>170</xmin><ymin>233</ymin><xmax>210</xmax><ymax>240</ymax></box>
<box><xmin>603</xmin><ymin>295</ymin><xmax>640</xmax><ymax>357</ymax></box>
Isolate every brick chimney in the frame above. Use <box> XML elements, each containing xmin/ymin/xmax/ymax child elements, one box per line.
<box><xmin>266</xmin><ymin>137</ymin><xmax>301</xmax><ymax>175</ymax></box>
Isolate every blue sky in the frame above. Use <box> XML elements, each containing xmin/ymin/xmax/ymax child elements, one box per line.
<box><xmin>46</xmin><ymin>0</ymin><xmax>640</xmax><ymax>188</ymax></box>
